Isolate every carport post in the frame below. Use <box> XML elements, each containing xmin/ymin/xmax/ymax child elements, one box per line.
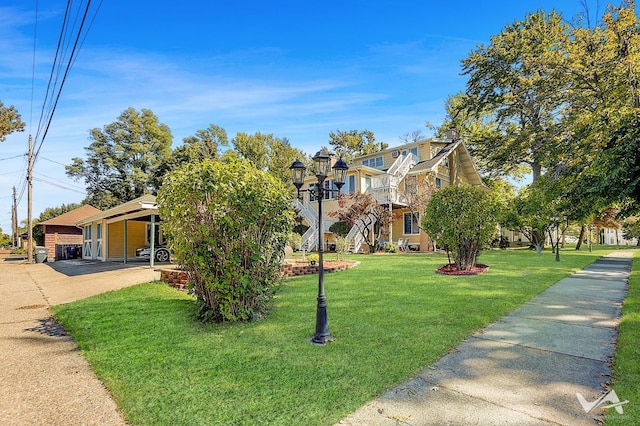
<box><xmin>150</xmin><ymin>214</ymin><xmax>155</xmax><ymax>268</ymax></box>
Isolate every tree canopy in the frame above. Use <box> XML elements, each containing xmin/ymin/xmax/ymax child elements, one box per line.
<box><xmin>0</xmin><ymin>101</ymin><xmax>25</xmax><ymax>142</ymax></box>
<box><xmin>328</xmin><ymin>129</ymin><xmax>388</xmax><ymax>162</ymax></box>
<box><xmin>451</xmin><ymin>1</ymin><xmax>640</xmax><ymax>222</ymax></box>
<box><xmin>66</xmin><ymin>107</ymin><xmax>173</xmax><ymax>209</ymax></box>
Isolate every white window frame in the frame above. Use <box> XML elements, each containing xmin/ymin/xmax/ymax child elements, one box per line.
<box><xmin>403</xmin><ymin>212</ymin><xmax>420</xmax><ymax>235</ymax></box>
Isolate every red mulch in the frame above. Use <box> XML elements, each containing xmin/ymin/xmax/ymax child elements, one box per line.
<box><xmin>435</xmin><ymin>263</ymin><xmax>489</xmax><ymax>275</ymax></box>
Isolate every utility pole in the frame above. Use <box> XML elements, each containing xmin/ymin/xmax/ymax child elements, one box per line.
<box><xmin>12</xmin><ymin>186</ymin><xmax>18</xmax><ymax>248</ymax></box>
<box><xmin>27</xmin><ymin>135</ymin><xmax>33</xmax><ymax>263</ymax></box>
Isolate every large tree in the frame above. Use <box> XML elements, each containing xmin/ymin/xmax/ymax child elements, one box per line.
<box><xmin>66</xmin><ymin>108</ymin><xmax>173</xmax><ymax>209</ymax></box>
<box><xmin>156</xmin><ymin>124</ymin><xmax>228</xmax><ymax>184</ymax></box>
<box><xmin>559</xmin><ymin>2</ymin><xmax>640</xmax><ymax>214</ymax></box>
<box><xmin>223</xmin><ymin>132</ymin><xmax>306</xmax><ymax>190</ymax></box>
<box><xmin>0</xmin><ymin>101</ymin><xmax>25</xmax><ymax>142</ymax></box>
<box><xmin>454</xmin><ymin>10</ymin><xmax>571</xmax><ymax>181</ymax></box>
<box><xmin>328</xmin><ymin>129</ymin><xmax>388</xmax><ymax>162</ymax></box>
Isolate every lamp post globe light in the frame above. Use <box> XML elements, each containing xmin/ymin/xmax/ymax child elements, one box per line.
<box><xmin>290</xmin><ymin>149</ymin><xmax>348</xmax><ymax>345</ymax></box>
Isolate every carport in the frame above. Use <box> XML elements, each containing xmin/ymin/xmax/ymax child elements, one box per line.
<box><xmin>75</xmin><ymin>194</ymin><xmax>163</xmax><ymax>267</ymax></box>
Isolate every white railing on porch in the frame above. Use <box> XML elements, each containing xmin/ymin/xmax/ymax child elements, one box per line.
<box><xmin>346</xmin><ymin>212</ymin><xmax>377</xmax><ymax>253</ymax></box>
<box><xmin>292</xmin><ymin>198</ymin><xmax>319</xmax><ymax>251</ymax></box>
<box><xmin>367</xmin><ymin>153</ymin><xmax>418</xmax><ymax>205</ymax></box>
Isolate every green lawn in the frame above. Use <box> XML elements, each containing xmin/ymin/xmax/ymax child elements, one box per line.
<box><xmin>606</xmin><ymin>249</ymin><xmax>639</xmax><ymax>425</ymax></box>
<box><xmin>53</xmin><ymin>247</ymin><xmax>623</xmax><ymax>426</ymax></box>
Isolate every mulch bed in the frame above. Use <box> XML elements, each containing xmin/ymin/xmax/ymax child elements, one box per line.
<box><xmin>435</xmin><ymin>263</ymin><xmax>489</xmax><ymax>275</ymax></box>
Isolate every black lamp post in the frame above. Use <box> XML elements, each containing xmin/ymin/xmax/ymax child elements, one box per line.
<box><xmin>550</xmin><ymin>214</ymin><xmax>568</xmax><ymax>262</ymax></box>
<box><xmin>290</xmin><ymin>149</ymin><xmax>348</xmax><ymax>345</ymax></box>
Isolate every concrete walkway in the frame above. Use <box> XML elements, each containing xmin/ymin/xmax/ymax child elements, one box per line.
<box><xmin>339</xmin><ymin>251</ymin><xmax>634</xmax><ymax>426</ymax></box>
<box><xmin>0</xmin><ymin>259</ymin><xmax>160</xmax><ymax>426</ymax></box>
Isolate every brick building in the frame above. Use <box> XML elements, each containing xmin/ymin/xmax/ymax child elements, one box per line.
<box><xmin>38</xmin><ymin>205</ymin><xmax>102</xmax><ymax>261</ymax></box>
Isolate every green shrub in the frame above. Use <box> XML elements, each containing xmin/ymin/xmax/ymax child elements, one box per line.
<box><xmin>329</xmin><ymin>221</ymin><xmax>351</xmax><ymax>237</ymax></box>
<box><xmin>422</xmin><ymin>185</ymin><xmax>499</xmax><ymax>271</ymax></box>
<box><xmin>335</xmin><ymin>236</ymin><xmax>350</xmax><ymax>260</ymax></box>
<box><xmin>384</xmin><ymin>242</ymin><xmax>397</xmax><ymax>253</ymax></box>
<box><xmin>293</xmin><ymin>224</ymin><xmax>309</xmax><ymax>236</ymax></box>
<box><xmin>288</xmin><ymin>232</ymin><xmax>302</xmax><ymax>251</ymax></box>
<box><xmin>157</xmin><ymin>159</ymin><xmax>293</xmax><ymax>322</ymax></box>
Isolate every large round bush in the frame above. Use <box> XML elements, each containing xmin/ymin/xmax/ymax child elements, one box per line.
<box><xmin>158</xmin><ymin>159</ymin><xmax>293</xmax><ymax>322</ymax></box>
<box><xmin>422</xmin><ymin>185</ymin><xmax>498</xmax><ymax>272</ymax></box>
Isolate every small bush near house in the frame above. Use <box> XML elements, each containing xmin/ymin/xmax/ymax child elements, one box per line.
<box><xmin>422</xmin><ymin>185</ymin><xmax>499</xmax><ymax>271</ymax></box>
<box><xmin>157</xmin><ymin>159</ymin><xmax>293</xmax><ymax>322</ymax></box>
<box><xmin>306</xmin><ymin>253</ymin><xmax>319</xmax><ymax>265</ymax></box>
<box><xmin>329</xmin><ymin>221</ymin><xmax>350</xmax><ymax>237</ymax></box>
<box><xmin>335</xmin><ymin>236</ymin><xmax>350</xmax><ymax>260</ymax></box>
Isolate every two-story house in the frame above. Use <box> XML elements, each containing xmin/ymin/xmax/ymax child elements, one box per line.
<box><xmin>294</xmin><ymin>133</ymin><xmax>486</xmax><ymax>253</ymax></box>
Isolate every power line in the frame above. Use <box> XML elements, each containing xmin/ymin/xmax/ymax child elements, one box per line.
<box><xmin>0</xmin><ymin>154</ymin><xmax>25</xmax><ymax>162</ymax></box>
<box><xmin>32</xmin><ymin>177</ymin><xmax>86</xmax><ymax>195</ymax></box>
<box><xmin>35</xmin><ymin>171</ymin><xmax>86</xmax><ymax>191</ymax></box>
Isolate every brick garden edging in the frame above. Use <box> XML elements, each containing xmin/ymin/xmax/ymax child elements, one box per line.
<box><xmin>160</xmin><ymin>260</ymin><xmax>358</xmax><ymax>290</ymax></box>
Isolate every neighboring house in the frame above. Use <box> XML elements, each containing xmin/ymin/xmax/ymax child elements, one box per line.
<box><xmin>38</xmin><ymin>204</ymin><xmax>102</xmax><ymax>261</ymax></box>
<box><xmin>294</xmin><ymin>134</ymin><xmax>486</xmax><ymax>253</ymax></box>
<box><xmin>599</xmin><ymin>227</ymin><xmax>638</xmax><ymax>246</ymax></box>
<box><xmin>75</xmin><ymin>194</ymin><xmax>164</xmax><ymax>262</ymax></box>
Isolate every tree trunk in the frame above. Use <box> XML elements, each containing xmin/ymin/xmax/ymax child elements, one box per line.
<box><xmin>531</xmin><ymin>163</ymin><xmax>542</xmax><ymax>182</ymax></box>
<box><xmin>576</xmin><ymin>225</ymin><xmax>586</xmax><ymax>250</ymax></box>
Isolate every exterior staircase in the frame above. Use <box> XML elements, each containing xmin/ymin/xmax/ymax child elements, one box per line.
<box><xmin>292</xmin><ymin>198</ymin><xmax>319</xmax><ymax>251</ymax></box>
<box><xmin>345</xmin><ymin>212</ymin><xmax>378</xmax><ymax>253</ymax></box>
<box><xmin>368</xmin><ymin>153</ymin><xmax>418</xmax><ymax>204</ymax></box>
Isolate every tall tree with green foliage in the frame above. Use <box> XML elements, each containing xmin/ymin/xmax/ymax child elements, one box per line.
<box><xmin>223</xmin><ymin>132</ymin><xmax>306</xmax><ymax>191</ymax></box>
<box><xmin>559</xmin><ymin>1</ymin><xmax>640</xmax><ymax>214</ymax></box>
<box><xmin>156</xmin><ymin>123</ymin><xmax>228</xmax><ymax>184</ymax></box>
<box><xmin>66</xmin><ymin>108</ymin><xmax>173</xmax><ymax>209</ymax></box>
<box><xmin>0</xmin><ymin>101</ymin><xmax>25</xmax><ymax>142</ymax></box>
<box><xmin>422</xmin><ymin>186</ymin><xmax>499</xmax><ymax>271</ymax></box>
<box><xmin>158</xmin><ymin>159</ymin><xmax>293</xmax><ymax>323</ymax></box>
<box><xmin>328</xmin><ymin>129</ymin><xmax>388</xmax><ymax>162</ymax></box>
<box><xmin>455</xmin><ymin>10</ymin><xmax>570</xmax><ymax>181</ymax></box>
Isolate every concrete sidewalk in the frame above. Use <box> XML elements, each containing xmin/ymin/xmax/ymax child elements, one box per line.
<box><xmin>0</xmin><ymin>260</ymin><xmax>160</xmax><ymax>426</ymax></box>
<box><xmin>339</xmin><ymin>251</ymin><xmax>634</xmax><ymax>426</ymax></box>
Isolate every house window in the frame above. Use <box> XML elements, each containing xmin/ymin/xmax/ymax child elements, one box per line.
<box><xmin>341</xmin><ymin>175</ymin><xmax>356</xmax><ymax>195</ymax></box>
<box><xmin>362</xmin><ymin>156</ymin><xmax>383</xmax><ymax>169</ymax></box>
<box><xmin>84</xmin><ymin>225</ymin><xmax>92</xmax><ymax>240</ymax></box>
<box><xmin>401</xmin><ymin>147</ymin><xmax>418</xmax><ymax>158</ymax></box>
<box><xmin>404</xmin><ymin>212</ymin><xmax>420</xmax><ymax>235</ymax></box>
<box><xmin>364</xmin><ymin>176</ymin><xmax>372</xmax><ymax>192</ymax></box>
<box><xmin>442</xmin><ymin>157</ymin><xmax>450</xmax><ymax>168</ymax></box>
<box><xmin>435</xmin><ymin>177</ymin><xmax>442</xmax><ymax>188</ymax></box>
<box><xmin>324</xmin><ymin>179</ymin><xmax>337</xmax><ymax>200</ymax></box>
<box><xmin>309</xmin><ymin>183</ymin><xmax>318</xmax><ymax>201</ymax></box>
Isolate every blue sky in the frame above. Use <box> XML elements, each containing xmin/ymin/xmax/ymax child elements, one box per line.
<box><xmin>0</xmin><ymin>1</ymin><xmax>616</xmax><ymax>232</ymax></box>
